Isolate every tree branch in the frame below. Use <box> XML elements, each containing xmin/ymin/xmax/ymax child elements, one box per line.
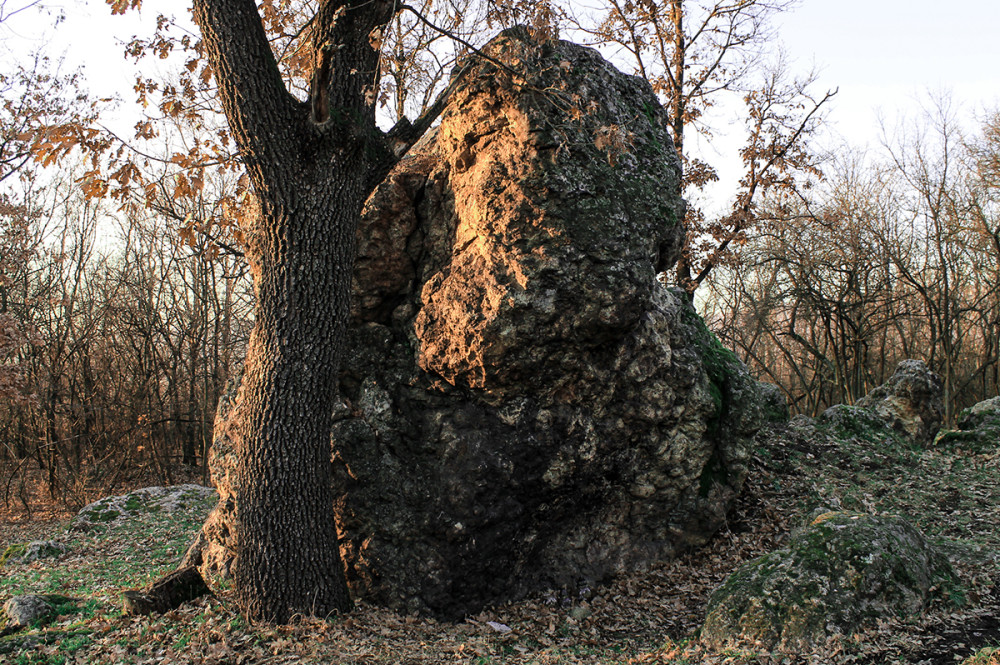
<box><xmin>191</xmin><ymin>0</ymin><xmax>301</xmax><ymax>186</ymax></box>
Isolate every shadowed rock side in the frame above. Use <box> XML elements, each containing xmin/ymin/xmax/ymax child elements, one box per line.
<box><xmin>200</xmin><ymin>29</ymin><xmax>767</xmax><ymax>618</ymax></box>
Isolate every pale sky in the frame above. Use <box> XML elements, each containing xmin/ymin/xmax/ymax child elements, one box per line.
<box><xmin>4</xmin><ymin>0</ymin><xmax>1000</xmax><ymax>210</ymax></box>
<box><xmin>777</xmin><ymin>0</ymin><xmax>1000</xmax><ymax>144</ymax></box>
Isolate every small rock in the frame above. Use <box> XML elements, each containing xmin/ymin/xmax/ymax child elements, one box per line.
<box><xmin>2</xmin><ymin>594</ymin><xmax>73</xmax><ymax>630</ymax></box>
<box><xmin>486</xmin><ymin>621</ymin><xmax>512</xmax><ymax>634</ymax></box>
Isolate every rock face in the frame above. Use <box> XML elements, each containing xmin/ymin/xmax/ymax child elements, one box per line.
<box><xmin>200</xmin><ymin>29</ymin><xmax>766</xmax><ymax>617</ymax></box>
<box><xmin>702</xmin><ymin>511</ymin><xmax>957</xmax><ymax>652</ymax></box>
<box><xmin>934</xmin><ymin>396</ymin><xmax>1000</xmax><ymax>452</ymax></box>
<box><xmin>855</xmin><ymin>359</ymin><xmax>943</xmax><ymax>445</ymax></box>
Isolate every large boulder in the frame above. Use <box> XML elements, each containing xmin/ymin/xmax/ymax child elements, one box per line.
<box><xmin>855</xmin><ymin>359</ymin><xmax>943</xmax><ymax>445</ymax></box>
<box><xmin>702</xmin><ymin>511</ymin><xmax>957</xmax><ymax>652</ymax></box>
<box><xmin>200</xmin><ymin>29</ymin><xmax>766</xmax><ymax>617</ymax></box>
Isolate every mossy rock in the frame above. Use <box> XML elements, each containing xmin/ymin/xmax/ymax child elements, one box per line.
<box><xmin>71</xmin><ymin>484</ymin><xmax>217</xmax><ymax>532</ymax></box>
<box><xmin>1</xmin><ymin>541</ymin><xmax>67</xmax><ymax>567</ymax></box>
<box><xmin>935</xmin><ymin>397</ymin><xmax>1000</xmax><ymax>453</ymax></box>
<box><xmin>758</xmin><ymin>382</ymin><xmax>790</xmax><ymax>423</ymax></box>
<box><xmin>0</xmin><ymin>543</ymin><xmax>28</xmax><ymax>567</ymax></box>
<box><xmin>957</xmin><ymin>396</ymin><xmax>1000</xmax><ymax>430</ymax></box>
<box><xmin>817</xmin><ymin>404</ymin><xmax>897</xmax><ymax>443</ymax></box>
<box><xmin>1</xmin><ymin>594</ymin><xmax>77</xmax><ymax>630</ymax></box>
<box><xmin>702</xmin><ymin>511</ymin><xmax>958</xmax><ymax>652</ymax></box>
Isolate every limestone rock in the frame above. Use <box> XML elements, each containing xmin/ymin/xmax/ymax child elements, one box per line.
<box><xmin>71</xmin><ymin>484</ymin><xmax>217</xmax><ymax>532</ymax></box>
<box><xmin>855</xmin><ymin>359</ymin><xmax>944</xmax><ymax>445</ymax></box>
<box><xmin>702</xmin><ymin>511</ymin><xmax>957</xmax><ymax>652</ymax></box>
<box><xmin>758</xmin><ymin>382</ymin><xmax>789</xmax><ymax>423</ymax></box>
<box><xmin>958</xmin><ymin>395</ymin><xmax>1000</xmax><ymax>430</ymax></box>
<box><xmin>201</xmin><ymin>29</ymin><xmax>766</xmax><ymax>617</ymax></box>
<box><xmin>818</xmin><ymin>404</ymin><xmax>896</xmax><ymax>442</ymax></box>
<box><xmin>0</xmin><ymin>541</ymin><xmax>67</xmax><ymax>567</ymax></box>
<box><xmin>934</xmin><ymin>396</ymin><xmax>1000</xmax><ymax>452</ymax></box>
<box><xmin>1</xmin><ymin>594</ymin><xmax>73</xmax><ymax>630</ymax></box>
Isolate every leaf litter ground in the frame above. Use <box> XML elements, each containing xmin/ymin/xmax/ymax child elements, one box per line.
<box><xmin>1</xmin><ymin>425</ymin><xmax>999</xmax><ymax>665</ymax></box>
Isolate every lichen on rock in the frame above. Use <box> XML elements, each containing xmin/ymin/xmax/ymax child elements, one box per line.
<box><xmin>701</xmin><ymin>511</ymin><xmax>958</xmax><ymax>652</ymax></box>
<box><xmin>0</xmin><ymin>541</ymin><xmax>67</xmax><ymax>567</ymax></box>
<box><xmin>855</xmin><ymin>359</ymin><xmax>944</xmax><ymax>445</ymax></box>
<box><xmin>71</xmin><ymin>484</ymin><xmax>217</xmax><ymax>532</ymax></box>
<box><xmin>1</xmin><ymin>594</ymin><xmax>75</xmax><ymax>631</ymax></box>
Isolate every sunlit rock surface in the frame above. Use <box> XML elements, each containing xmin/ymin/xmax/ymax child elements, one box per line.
<box><xmin>202</xmin><ymin>29</ymin><xmax>767</xmax><ymax>617</ymax></box>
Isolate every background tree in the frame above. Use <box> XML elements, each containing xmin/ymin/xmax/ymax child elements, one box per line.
<box><xmin>705</xmin><ymin>101</ymin><xmax>1000</xmax><ymax>421</ymax></box>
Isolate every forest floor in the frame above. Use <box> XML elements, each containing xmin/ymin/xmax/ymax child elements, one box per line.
<box><xmin>1</xmin><ymin>426</ymin><xmax>999</xmax><ymax>665</ymax></box>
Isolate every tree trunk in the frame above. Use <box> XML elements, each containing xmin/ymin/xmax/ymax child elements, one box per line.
<box><xmin>229</xmin><ymin>165</ymin><xmax>361</xmax><ymax>621</ymax></box>
<box><xmin>190</xmin><ymin>0</ymin><xmax>403</xmax><ymax>623</ymax></box>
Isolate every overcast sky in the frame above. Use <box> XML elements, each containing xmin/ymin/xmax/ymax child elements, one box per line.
<box><xmin>777</xmin><ymin>0</ymin><xmax>1000</xmax><ymax>143</ymax></box>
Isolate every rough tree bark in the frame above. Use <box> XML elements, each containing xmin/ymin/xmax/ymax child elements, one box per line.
<box><xmin>189</xmin><ymin>0</ymin><xmax>403</xmax><ymax>622</ymax></box>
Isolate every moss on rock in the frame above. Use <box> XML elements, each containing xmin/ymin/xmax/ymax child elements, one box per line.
<box><xmin>71</xmin><ymin>485</ymin><xmax>217</xmax><ymax>532</ymax></box>
<box><xmin>818</xmin><ymin>404</ymin><xmax>901</xmax><ymax>444</ymax></box>
<box><xmin>0</xmin><ymin>541</ymin><xmax>66</xmax><ymax>567</ymax></box>
<box><xmin>0</xmin><ymin>543</ymin><xmax>27</xmax><ymax>567</ymax></box>
<box><xmin>935</xmin><ymin>396</ymin><xmax>1000</xmax><ymax>453</ymax></box>
<box><xmin>702</xmin><ymin>511</ymin><xmax>958</xmax><ymax>652</ymax></box>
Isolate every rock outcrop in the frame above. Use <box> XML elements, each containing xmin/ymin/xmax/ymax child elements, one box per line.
<box><xmin>71</xmin><ymin>485</ymin><xmax>217</xmax><ymax>533</ymax></box>
<box><xmin>702</xmin><ymin>511</ymin><xmax>957</xmax><ymax>652</ymax></box>
<box><xmin>200</xmin><ymin>29</ymin><xmax>767</xmax><ymax>617</ymax></box>
<box><xmin>934</xmin><ymin>396</ymin><xmax>1000</xmax><ymax>452</ymax></box>
<box><xmin>855</xmin><ymin>359</ymin><xmax>944</xmax><ymax>445</ymax></box>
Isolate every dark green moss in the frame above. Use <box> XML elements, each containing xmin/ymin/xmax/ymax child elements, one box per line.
<box><xmin>698</xmin><ymin>452</ymin><xmax>730</xmax><ymax>497</ymax></box>
<box><xmin>682</xmin><ymin>305</ymin><xmax>741</xmax><ymax>432</ymax></box>
<box><xmin>703</xmin><ymin>512</ymin><xmax>961</xmax><ymax>650</ymax></box>
<box><xmin>89</xmin><ymin>508</ymin><xmax>120</xmax><ymax>523</ymax></box>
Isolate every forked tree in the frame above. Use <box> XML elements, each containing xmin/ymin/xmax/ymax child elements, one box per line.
<box><xmin>181</xmin><ymin>0</ymin><xmax>428</xmax><ymax>622</ymax></box>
